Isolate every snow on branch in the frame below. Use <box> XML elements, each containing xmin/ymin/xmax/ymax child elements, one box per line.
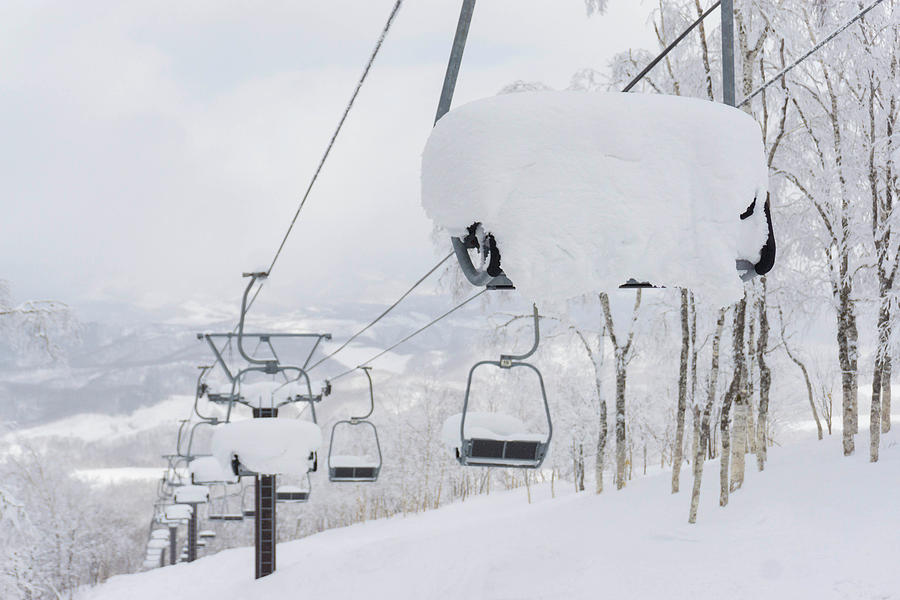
<box><xmin>584</xmin><ymin>0</ymin><xmax>608</xmax><ymax>16</ymax></box>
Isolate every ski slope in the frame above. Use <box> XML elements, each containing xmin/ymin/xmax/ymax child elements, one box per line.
<box><xmin>79</xmin><ymin>433</ymin><xmax>900</xmax><ymax>600</ymax></box>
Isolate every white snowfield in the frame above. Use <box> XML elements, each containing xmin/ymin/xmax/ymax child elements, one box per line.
<box><xmin>422</xmin><ymin>91</ymin><xmax>769</xmax><ymax>306</ymax></box>
<box><xmin>440</xmin><ymin>412</ymin><xmax>546</xmax><ymax>448</ymax></box>
<box><xmin>173</xmin><ymin>484</ymin><xmax>210</xmax><ymax>505</ymax></box>
<box><xmin>190</xmin><ymin>455</ymin><xmax>238</xmax><ymax>485</ymax></box>
<box><xmin>212</xmin><ymin>419</ymin><xmax>322</xmax><ymax>477</ymax></box>
<box><xmin>79</xmin><ymin>433</ymin><xmax>900</xmax><ymax>600</ymax></box>
<box><xmin>328</xmin><ymin>455</ymin><xmax>379</xmax><ymax>468</ymax></box>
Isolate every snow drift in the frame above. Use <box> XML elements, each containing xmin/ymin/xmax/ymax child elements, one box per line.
<box><xmin>79</xmin><ymin>433</ymin><xmax>900</xmax><ymax>600</ymax></box>
<box><xmin>421</xmin><ymin>91</ymin><xmax>769</xmax><ymax>306</ymax></box>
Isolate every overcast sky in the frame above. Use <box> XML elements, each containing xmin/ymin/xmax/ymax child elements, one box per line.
<box><xmin>1</xmin><ymin>0</ymin><xmax>657</xmax><ymax>324</ymax></box>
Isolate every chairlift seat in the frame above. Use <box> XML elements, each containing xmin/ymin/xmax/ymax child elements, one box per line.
<box><xmin>327</xmin><ymin>455</ymin><xmax>381</xmax><ymax>482</ymax></box>
<box><xmin>190</xmin><ymin>455</ymin><xmax>238</xmax><ymax>485</ymax></box>
<box><xmin>147</xmin><ymin>539</ymin><xmax>168</xmax><ymax>550</ymax></box>
<box><xmin>275</xmin><ymin>485</ymin><xmax>310</xmax><ymax>503</ymax></box>
<box><xmin>207</xmin><ymin>513</ymin><xmax>243</xmax><ymax>522</ymax></box>
<box><xmin>242</xmin><ymin>509</ymin><xmax>255</xmax><ymax>518</ymax></box>
<box><xmin>163</xmin><ymin>504</ymin><xmax>193</xmax><ymax>521</ymax></box>
<box><xmin>199</xmin><ymin>530</ymin><xmax>217</xmax><ymax>539</ymax></box>
<box><xmin>442</xmin><ymin>411</ymin><xmax>550</xmax><ymax>469</ymax></box>
<box><xmin>174</xmin><ymin>484</ymin><xmax>209</xmax><ymax>505</ymax></box>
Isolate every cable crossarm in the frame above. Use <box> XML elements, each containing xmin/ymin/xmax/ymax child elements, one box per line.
<box><xmin>265</xmin><ymin>0</ymin><xmax>404</xmax><ymax>279</ymax></box>
<box><xmin>622</xmin><ymin>1</ymin><xmax>721</xmax><ymax>93</ymax></box>
<box><xmin>328</xmin><ymin>288</ymin><xmax>488</xmax><ymax>382</ymax></box>
<box><xmin>307</xmin><ymin>251</ymin><xmax>455</xmax><ymax>372</ymax></box>
<box><xmin>738</xmin><ymin>0</ymin><xmax>886</xmax><ymax>108</ymax></box>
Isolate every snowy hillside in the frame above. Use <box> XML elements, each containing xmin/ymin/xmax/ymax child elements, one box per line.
<box><xmin>78</xmin><ymin>433</ymin><xmax>900</xmax><ymax>600</ymax></box>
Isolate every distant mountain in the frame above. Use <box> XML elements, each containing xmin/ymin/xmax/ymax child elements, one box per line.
<box><xmin>0</xmin><ymin>294</ymin><xmax>495</xmax><ymax>429</ymax></box>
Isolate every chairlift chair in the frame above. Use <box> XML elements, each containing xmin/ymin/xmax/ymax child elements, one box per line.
<box><xmin>276</xmin><ymin>471</ymin><xmax>312</xmax><ymax>503</ymax></box>
<box><xmin>452</xmin><ymin>306</ymin><xmax>552</xmax><ymax>469</ymax></box>
<box><xmin>241</xmin><ymin>482</ymin><xmax>255</xmax><ymax>518</ymax></box>
<box><xmin>199</xmin><ymin>530</ymin><xmax>216</xmax><ymax>540</ymax></box>
<box><xmin>206</xmin><ymin>482</ymin><xmax>244</xmax><ymax>522</ymax></box>
<box><xmin>327</xmin><ymin>368</ymin><xmax>383</xmax><ymax>483</ymax></box>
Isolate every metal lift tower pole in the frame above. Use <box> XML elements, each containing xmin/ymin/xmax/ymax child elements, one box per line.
<box><xmin>253</xmin><ymin>406</ymin><xmax>278</xmax><ymax>578</ymax></box>
<box><xmin>169</xmin><ymin>526</ymin><xmax>178</xmax><ymax>565</ymax></box>
<box><xmin>187</xmin><ymin>504</ymin><xmax>199</xmax><ymax>562</ymax></box>
<box><xmin>721</xmin><ymin>0</ymin><xmax>735</xmax><ymax>106</ymax></box>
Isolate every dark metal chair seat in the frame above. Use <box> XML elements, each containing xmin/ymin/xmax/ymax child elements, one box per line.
<box><xmin>458</xmin><ymin>437</ymin><xmax>549</xmax><ymax>468</ymax></box>
<box><xmin>328</xmin><ymin>465</ymin><xmax>381</xmax><ymax>482</ymax></box>
<box><xmin>208</xmin><ymin>513</ymin><xmax>243</xmax><ymax>521</ymax></box>
<box><xmin>275</xmin><ymin>490</ymin><xmax>310</xmax><ymax>503</ymax></box>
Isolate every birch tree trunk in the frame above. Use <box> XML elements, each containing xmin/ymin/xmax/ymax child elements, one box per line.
<box><xmin>689</xmin><ymin>308</ymin><xmax>727</xmax><ymax>524</ymax></box>
<box><xmin>721</xmin><ymin>295</ymin><xmax>747</xmax><ymax>507</ymax></box>
<box><xmin>756</xmin><ymin>278</ymin><xmax>772</xmax><ymax>470</ymax></box>
<box><xmin>572</xmin><ymin>327</ymin><xmax>608</xmax><ymax>494</ymax></box>
<box><xmin>599</xmin><ymin>290</ymin><xmax>642</xmax><ymax>491</ymax></box>
<box><xmin>672</xmin><ymin>288</ymin><xmax>690</xmax><ymax>494</ymax></box>
<box><xmin>882</xmin><ymin>356</ymin><xmax>892</xmax><ymax>434</ymax></box>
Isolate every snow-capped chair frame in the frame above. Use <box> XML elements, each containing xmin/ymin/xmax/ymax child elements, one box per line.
<box><xmin>457</xmin><ymin>306</ymin><xmax>552</xmax><ymax>469</ymax></box>
<box><xmin>327</xmin><ymin>367</ymin><xmax>383</xmax><ymax>483</ymax></box>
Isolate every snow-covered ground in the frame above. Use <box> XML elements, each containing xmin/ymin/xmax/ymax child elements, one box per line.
<box><xmin>78</xmin><ymin>431</ymin><xmax>900</xmax><ymax>600</ymax></box>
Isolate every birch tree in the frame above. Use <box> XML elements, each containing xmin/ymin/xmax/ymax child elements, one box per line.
<box><xmin>599</xmin><ymin>291</ymin><xmax>642</xmax><ymax>490</ymax></box>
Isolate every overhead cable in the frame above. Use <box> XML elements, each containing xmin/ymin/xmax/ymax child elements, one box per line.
<box><xmin>739</xmin><ymin>0</ymin><xmax>887</xmax><ymax>107</ymax></box>
<box><xmin>327</xmin><ymin>288</ymin><xmax>488</xmax><ymax>382</ymax></box>
<box><xmin>307</xmin><ymin>251</ymin><xmax>455</xmax><ymax>372</ymax></box>
<box><xmin>266</xmin><ymin>0</ymin><xmax>404</xmax><ymax>278</ymax></box>
<box><xmin>622</xmin><ymin>1</ymin><xmax>722</xmax><ymax>93</ymax></box>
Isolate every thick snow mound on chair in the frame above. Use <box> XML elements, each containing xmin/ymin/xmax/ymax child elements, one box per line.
<box><xmin>163</xmin><ymin>504</ymin><xmax>192</xmax><ymax>521</ymax></box>
<box><xmin>212</xmin><ymin>419</ymin><xmax>322</xmax><ymax>476</ymax></box>
<box><xmin>422</xmin><ymin>91</ymin><xmax>769</xmax><ymax>306</ymax></box>
<box><xmin>174</xmin><ymin>484</ymin><xmax>209</xmax><ymax>504</ymax></box>
<box><xmin>441</xmin><ymin>412</ymin><xmax>545</xmax><ymax>448</ymax></box>
<box><xmin>190</xmin><ymin>455</ymin><xmax>238</xmax><ymax>485</ymax></box>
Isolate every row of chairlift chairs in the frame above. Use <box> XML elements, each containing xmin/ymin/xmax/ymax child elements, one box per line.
<box><xmin>158</xmin><ymin>361</ymin><xmax>385</xmax><ymax>528</ymax></box>
<box><xmin>144</xmin><ymin>275</ymin><xmax>554</xmax><ymax>569</ymax></box>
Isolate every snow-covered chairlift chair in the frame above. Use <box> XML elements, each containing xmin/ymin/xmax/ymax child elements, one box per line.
<box><xmin>445</xmin><ymin>306</ymin><xmax>552</xmax><ymax>469</ymax></box>
<box><xmin>276</xmin><ymin>472</ymin><xmax>312</xmax><ymax>503</ymax></box>
<box><xmin>206</xmin><ymin>482</ymin><xmax>244</xmax><ymax>522</ymax></box>
<box><xmin>327</xmin><ymin>368</ymin><xmax>383</xmax><ymax>483</ymax></box>
<box><xmin>423</xmin><ymin>92</ymin><xmax>776</xmax><ymax>305</ymax></box>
